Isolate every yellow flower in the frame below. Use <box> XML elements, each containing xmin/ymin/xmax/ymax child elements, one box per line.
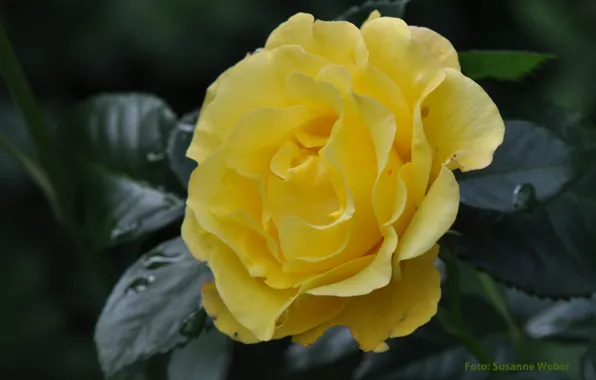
<box><xmin>182</xmin><ymin>11</ymin><xmax>504</xmax><ymax>351</ymax></box>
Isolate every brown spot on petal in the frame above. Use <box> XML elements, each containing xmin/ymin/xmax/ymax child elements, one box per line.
<box><xmin>387</xmin><ymin>169</ymin><xmax>393</xmax><ymax>175</ymax></box>
<box><xmin>233</xmin><ymin>332</ymin><xmax>239</xmax><ymax>338</ymax></box>
<box><xmin>421</xmin><ymin>106</ymin><xmax>430</xmax><ymax>119</ymax></box>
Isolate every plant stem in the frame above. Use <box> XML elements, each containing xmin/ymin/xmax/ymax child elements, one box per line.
<box><xmin>477</xmin><ymin>272</ymin><xmax>525</xmax><ymax>358</ymax></box>
<box><xmin>440</xmin><ymin>248</ymin><xmax>495</xmax><ymax>364</ymax></box>
<box><xmin>0</xmin><ymin>21</ymin><xmax>68</xmax><ymax>222</ymax></box>
<box><xmin>0</xmin><ymin>133</ymin><xmax>59</xmax><ymax>216</ymax></box>
<box><xmin>0</xmin><ymin>21</ymin><xmax>115</xmax><ymax>291</ymax></box>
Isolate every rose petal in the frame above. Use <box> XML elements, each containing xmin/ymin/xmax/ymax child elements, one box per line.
<box><xmin>360</xmin><ymin>17</ymin><xmax>444</xmax><ymax>108</ymax></box>
<box><xmin>202</xmin><ymin>282</ymin><xmax>260</xmax><ymax>344</ymax></box>
<box><xmin>293</xmin><ymin>245</ymin><xmax>441</xmax><ymax>351</ymax></box>
<box><xmin>395</xmin><ymin>166</ymin><xmax>459</xmax><ymax>263</ymax></box>
<box><xmin>265</xmin><ymin>13</ymin><xmax>368</xmax><ymax>69</ymax></box>
<box><xmin>223</xmin><ymin>105</ymin><xmax>325</xmax><ymax>177</ymax></box>
<box><xmin>409</xmin><ymin>26</ymin><xmax>461</xmax><ymax>70</ymax></box>
<box><xmin>304</xmin><ymin>226</ymin><xmax>398</xmax><ymax>297</ymax></box>
<box><xmin>422</xmin><ymin>67</ymin><xmax>505</xmax><ymax>173</ymax></box>
<box><xmin>210</xmin><ymin>240</ymin><xmax>297</xmax><ymax>341</ymax></box>
<box><xmin>188</xmin><ymin>46</ymin><xmax>328</xmax><ymax>163</ymax></box>
<box><xmin>273</xmin><ymin>294</ymin><xmax>349</xmax><ymax>338</ymax></box>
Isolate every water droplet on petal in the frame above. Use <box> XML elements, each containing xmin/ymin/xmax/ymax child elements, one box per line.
<box><xmin>179</xmin><ymin>308</ymin><xmax>207</xmax><ymax>338</ymax></box>
<box><xmin>146</xmin><ymin>152</ymin><xmax>166</xmax><ymax>162</ymax></box>
<box><xmin>126</xmin><ymin>275</ymin><xmax>155</xmax><ymax>294</ymax></box>
<box><xmin>512</xmin><ymin>183</ymin><xmax>538</xmax><ymax>211</ymax></box>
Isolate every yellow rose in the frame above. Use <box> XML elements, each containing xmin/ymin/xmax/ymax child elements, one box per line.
<box><xmin>182</xmin><ymin>11</ymin><xmax>504</xmax><ymax>351</ymax></box>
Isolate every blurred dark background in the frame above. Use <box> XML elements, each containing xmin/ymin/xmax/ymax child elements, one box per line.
<box><xmin>1</xmin><ymin>0</ymin><xmax>595</xmax><ymax>379</ymax></box>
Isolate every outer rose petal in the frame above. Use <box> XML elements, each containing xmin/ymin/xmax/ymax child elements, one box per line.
<box><xmin>273</xmin><ymin>294</ymin><xmax>349</xmax><ymax>338</ymax></box>
<box><xmin>422</xmin><ymin>67</ymin><xmax>505</xmax><ymax>172</ymax></box>
<box><xmin>181</xmin><ymin>206</ymin><xmax>213</xmax><ymax>262</ymax></box>
<box><xmin>265</xmin><ymin>13</ymin><xmax>368</xmax><ymax>68</ymax></box>
<box><xmin>395</xmin><ymin>166</ymin><xmax>459</xmax><ymax>263</ymax></box>
<box><xmin>294</xmin><ymin>245</ymin><xmax>441</xmax><ymax>351</ymax></box>
<box><xmin>204</xmin><ymin>282</ymin><xmax>349</xmax><ymax>343</ymax></box>
<box><xmin>202</xmin><ymin>282</ymin><xmax>259</xmax><ymax>344</ymax></box>
<box><xmin>409</xmin><ymin>26</ymin><xmax>461</xmax><ymax>70</ymax></box>
<box><xmin>209</xmin><ymin>239</ymin><xmax>296</xmax><ymax>341</ymax></box>
<box><xmin>360</xmin><ymin>17</ymin><xmax>444</xmax><ymax>110</ymax></box>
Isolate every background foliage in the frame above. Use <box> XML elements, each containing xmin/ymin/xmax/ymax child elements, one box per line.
<box><xmin>1</xmin><ymin>0</ymin><xmax>596</xmax><ymax>379</ymax></box>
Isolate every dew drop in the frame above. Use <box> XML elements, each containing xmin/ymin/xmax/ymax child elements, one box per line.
<box><xmin>512</xmin><ymin>183</ymin><xmax>538</xmax><ymax>211</ymax></box>
<box><xmin>177</xmin><ymin>123</ymin><xmax>194</xmax><ymax>133</ymax></box>
<box><xmin>164</xmin><ymin>194</ymin><xmax>182</xmax><ymax>206</ymax></box>
<box><xmin>126</xmin><ymin>275</ymin><xmax>155</xmax><ymax>294</ymax></box>
<box><xmin>143</xmin><ymin>250</ymin><xmax>182</xmax><ymax>270</ymax></box>
<box><xmin>146</xmin><ymin>152</ymin><xmax>166</xmax><ymax>162</ymax></box>
<box><xmin>111</xmin><ymin>222</ymin><xmax>140</xmax><ymax>240</ymax></box>
<box><xmin>179</xmin><ymin>308</ymin><xmax>207</xmax><ymax>338</ymax></box>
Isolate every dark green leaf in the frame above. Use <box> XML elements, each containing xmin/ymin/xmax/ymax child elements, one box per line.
<box><xmin>582</xmin><ymin>343</ymin><xmax>596</xmax><ymax>380</ymax></box>
<box><xmin>63</xmin><ymin>94</ymin><xmax>184</xmax><ymax>250</ymax></box>
<box><xmin>521</xmin><ymin>340</ymin><xmax>587</xmax><ymax>379</ymax></box>
<box><xmin>282</xmin><ymin>327</ymin><xmax>361</xmax><ymax>379</ymax></box>
<box><xmin>166</xmin><ymin>111</ymin><xmax>198</xmax><ymax>190</ymax></box>
<box><xmin>458</xmin><ymin>120</ymin><xmax>573</xmax><ymax>213</ymax></box>
<box><xmin>94</xmin><ymin>237</ymin><xmax>211</xmax><ymax>380</ymax></box>
<box><xmin>459</xmin><ymin>51</ymin><xmax>554</xmax><ymax>81</ymax></box>
<box><xmin>505</xmin><ymin>288</ymin><xmax>555</xmax><ymax>327</ymax></box>
<box><xmin>453</xmin><ymin>161</ymin><xmax>596</xmax><ymax>297</ymax></box>
<box><xmin>525</xmin><ymin>298</ymin><xmax>596</xmax><ymax>341</ymax></box>
<box><xmin>336</xmin><ymin>0</ymin><xmax>410</xmax><ymax>24</ymax></box>
<box><xmin>354</xmin><ymin>320</ymin><xmax>514</xmax><ymax>380</ymax></box>
<box><xmin>167</xmin><ymin>329</ymin><xmax>232</xmax><ymax>380</ymax></box>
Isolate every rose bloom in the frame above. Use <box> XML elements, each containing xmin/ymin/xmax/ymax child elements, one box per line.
<box><xmin>182</xmin><ymin>11</ymin><xmax>504</xmax><ymax>351</ymax></box>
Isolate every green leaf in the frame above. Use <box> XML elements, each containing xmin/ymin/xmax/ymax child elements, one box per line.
<box><xmin>63</xmin><ymin>94</ymin><xmax>185</xmax><ymax>250</ymax></box>
<box><xmin>94</xmin><ymin>237</ymin><xmax>211</xmax><ymax>380</ymax></box>
<box><xmin>336</xmin><ymin>0</ymin><xmax>410</xmax><ymax>24</ymax></box>
<box><xmin>458</xmin><ymin>120</ymin><xmax>574</xmax><ymax>213</ymax></box>
<box><xmin>505</xmin><ymin>288</ymin><xmax>555</xmax><ymax>327</ymax></box>
<box><xmin>282</xmin><ymin>327</ymin><xmax>361</xmax><ymax>380</ymax></box>
<box><xmin>166</xmin><ymin>111</ymin><xmax>197</xmax><ymax>190</ymax></box>
<box><xmin>453</xmin><ymin>160</ymin><xmax>596</xmax><ymax>296</ymax></box>
<box><xmin>167</xmin><ymin>329</ymin><xmax>232</xmax><ymax>380</ymax></box>
<box><xmin>458</xmin><ymin>51</ymin><xmax>554</xmax><ymax>81</ymax></box>
<box><xmin>582</xmin><ymin>343</ymin><xmax>596</xmax><ymax>380</ymax></box>
<box><xmin>525</xmin><ymin>298</ymin><xmax>596</xmax><ymax>341</ymax></box>
<box><xmin>521</xmin><ymin>340</ymin><xmax>587</xmax><ymax>379</ymax></box>
<box><xmin>354</xmin><ymin>321</ymin><xmax>514</xmax><ymax>380</ymax></box>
